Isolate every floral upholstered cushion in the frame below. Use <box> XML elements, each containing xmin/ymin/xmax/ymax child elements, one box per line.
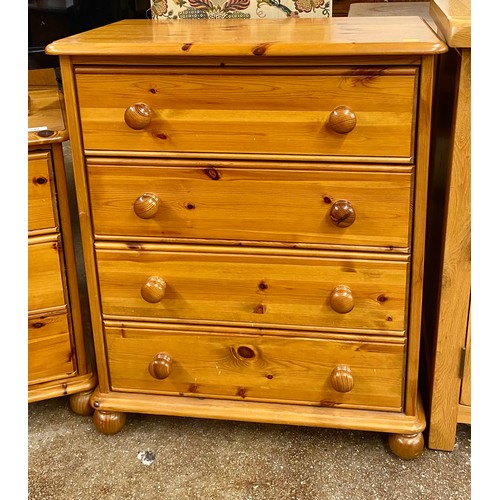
<box><xmin>150</xmin><ymin>0</ymin><xmax>332</xmax><ymax>20</ymax></box>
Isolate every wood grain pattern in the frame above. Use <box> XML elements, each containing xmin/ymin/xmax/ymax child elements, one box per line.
<box><xmin>45</xmin><ymin>18</ymin><xmax>447</xmax><ymax>57</ymax></box>
<box><xmin>403</xmin><ymin>55</ymin><xmax>435</xmax><ymax>417</ymax></box>
<box><xmin>28</xmin><ymin>152</ymin><xmax>58</xmax><ymax>234</ymax></box>
<box><xmin>90</xmin><ymin>386</ymin><xmax>426</xmax><ymax>434</ymax></box>
<box><xmin>95</xmin><ymin>244</ymin><xmax>408</xmax><ymax>333</ymax></box>
<box><xmin>105</xmin><ymin>326</ymin><xmax>404</xmax><ymax>410</ymax></box>
<box><xmin>28</xmin><ymin>312</ymin><xmax>75</xmax><ymax>385</ymax></box>
<box><xmin>47</xmin><ymin>19</ymin><xmax>441</xmax><ymax>447</ymax></box>
<box><xmin>430</xmin><ymin>0</ymin><xmax>471</xmax><ymax>48</ymax></box>
<box><xmin>427</xmin><ymin>49</ymin><xmax>471</xmax><ymax>451</ymax></box>
<box><xmin>28</xmin><ymin>235</ymin><xmax>66</xmax><ymax>312</ymax></box>
<box><xmin>28</xmin><ymin>70</ymin><xmax>95</xmax><ymax>403</ymax></box>
<box><xmin>76</xmin><ymin>70</ymin><xmax>417</xmax><ymax>158</ymax></box>
<box><xmin>88</xmin><ymin>161</ymin><xmax>413</xmax><ymax>249</ymax></box>
<box><xmin>28</xmin><ymin>86</ymin><xmax>68</xmax><ymax>146</ymax></box>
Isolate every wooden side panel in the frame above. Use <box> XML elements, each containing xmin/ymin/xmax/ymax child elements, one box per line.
<box><xmin>75</xmin><ymin>71</ymin><xmax>417</xmax><ymax>158</ymax></box>
<box><xmin>28</xmin><ymin>313</ymin><xmax>75</xmax><ymax>385</ymax></box>
<box><xmin>28</xmin><ymin>152</ymin><xmax>58</xmax><ymax>233</ymax></box>
<box><xmin>427</xmin><ymin>49</ymin><xmax>471</xmax><ymax>450</ymax></box>
<box><xmin>96</xmin><ymin>246</ymin><xmax>408</xmax><ymax>333</ymax></box>
<box><xmin>28</xmin><ymin>236</ymin><xmax>66</xmax><ymax>311</ymax></box>
<box><xmin>88</xmin><ymin>162</ymin><xmax>413</xmax><ymax>249</ymax></box>
<box><xmin>106</xmin><ymin>326</ymin><xmax>404</xmax><ymax>410</ymax></box>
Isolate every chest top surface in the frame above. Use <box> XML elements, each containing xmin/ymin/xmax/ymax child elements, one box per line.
<box><xmin>45</xmin><ymin>17</ymin><xmax>447</xmax><ymax>58</ymax></box>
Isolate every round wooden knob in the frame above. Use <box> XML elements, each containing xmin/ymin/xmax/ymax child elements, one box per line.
<box><xmin>124</xmin><ymin>103</ymin><xmax>153</xmax><ymax>130</ymax></box>
<box><xmin>330</xmin><ymin>365</ymin><xmax>354</xmax><ymax>393</ymax></box>
<box><xmin>329</xmin><ymin>285</ymin><xmax>354</xmax><ymax>314</ymax></box>
<box><xmin>134</xmin><ymin>193</ymin><xmax>160</xmax><ymax>219</ymax></box>
<box><xmin>328</xmin><ymin>105</ymin><xmax>357</xmax><ymax>134</ymax></box>
<box><xmin>148</xmin><ymin>352</ymin><xmax>172</xmax><ymax>380</ymax></box>
<box><xmin>330</xmin><ymin>200</ymin><xmax>356</xmax><ymax>228</ymax></box>
<box><xmin>141</xmin><ymin>276</ymin><xmax>167</xmax><ymax>303</ymax></box>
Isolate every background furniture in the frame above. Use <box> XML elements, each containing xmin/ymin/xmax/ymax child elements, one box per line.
<box><xmin>422</xmin><ymin>0</ymin><xmax>471</xmax><ymax>451</ymax></box>
<box><xmin>46</xmin><ymin>17</ymin><xmax>446</xmax><ymax>458</ymax></box>
<box><xmin>334</xmin><ymin>0</ymin><xmax>421</xmax><ymax>16</ymax></box>
<box><xmin>28</xmin><ymin>68</ymin><xmax>96</xmax><ymax>412</ymax></box>
<box><xmin>348</xmin><ymin>1</ymin><xmax>437</xmax><ymax>30</ymax></box>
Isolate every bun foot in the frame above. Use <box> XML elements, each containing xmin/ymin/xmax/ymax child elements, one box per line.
<box><xmin>388</xmin><ymin>432</ymin><xmax>424</xmax><ymax>460</ymax></box>
<box><xmin>69</xmin><ymin>390</ymin><xmax>94</xmax><ymax>416</ymax></box>
<box><xmin>93</xmin><ymin>410</ymin><xmax>126</xmax><ymax>435</ymax></box>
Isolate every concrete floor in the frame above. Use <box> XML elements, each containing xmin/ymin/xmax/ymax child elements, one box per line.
<box><xmin>28</xmin><ymin>396</ymin><xmax>471</xmax><ymax>499</ymax></box>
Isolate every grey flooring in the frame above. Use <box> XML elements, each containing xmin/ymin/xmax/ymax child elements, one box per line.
<box><xmin>28</xmin><ymin>397</ymin><xmax>471</xmax><ymax>499</ymax></box>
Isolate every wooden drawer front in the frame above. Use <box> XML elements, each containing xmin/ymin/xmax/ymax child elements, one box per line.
<box><xmin>28</xmin><ymin>312</ymin><xmax>75</xmax><ymax>385</ymax></box>
<box><xmin>106</xmin><ymin>325</ymin><xmax>404</xmax><ymax>410</ymax></box>
<box><xmin>28</xmin><ymin>152</ymin><xmax>57</xmax><ymax>233</ymax></box>
<box><xmin>96</xmin><ymin>245</ymin><xmax>408</xmax><ymax>334</ymax></box>
<box><xmin>88</xmin><ymin>162</ymin><xmax>413</xmax><ymax>250</ymax></box>
<box><xmin>75</xmin><ymin>69</ymin><xmax>417</xmax><ymax>159</ymax></box>
<box><xmin>28</xmin><ymin>236</ymin><xmax>66</xmax><ymax>311</ymax></box>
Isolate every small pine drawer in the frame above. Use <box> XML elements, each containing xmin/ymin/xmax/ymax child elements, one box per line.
<box><xmin>75</xmin><ymin>67</ymin><xmax>417</xmax><ymax>160</ymax></box>
<box><xmin>28</xmin><ymin>152</ymin><xmax>57</xmax><ymax>234</ymax></box>
<box><xmin>28</xmin><ymin>312</ymin><xmax>75</xmax><ymax>385</ymax></box>
<box><xmin>88</xmin><ymin>159</ymin><xmax>413</xmax><ymax>251</ymax></box>
<box><xmin>96</xmin><ymin>244</ymin><xmax>409</xmax><ymax>334</ymax></box>
<box><xmin>28</xmin><ymin>235</ymin><xmax>66</xmax><ymax>312</ymax></box>
<box><xmin>105</xmin><ymin>323</ymin><xmax>405</xmax><ymax>411</ymax></box>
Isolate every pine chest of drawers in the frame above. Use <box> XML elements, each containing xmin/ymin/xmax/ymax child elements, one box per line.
<box><xmin>47</xmin><ymin>17</ymin><xmax>446</xmax><ymax>458</ymax></box>
<box><xmin>28</xmin><ymin>70</ymin><xmax>96</xmax><ymax>411</ymax></box>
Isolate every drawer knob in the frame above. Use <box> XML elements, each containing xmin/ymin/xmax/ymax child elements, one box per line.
<box><xmin>328</xmin><ymin>105</ymin><xmax>357</xmax><ymax>134</ymax></box>
<box><xmin>330</xmin><ymin>200</ymin><xmax>356</xmax><ymax>228</ymax></box>
<box><xmin>124</xmin><ymin>103</ymin><xmax>153</xmax><ymax>130</ymax></box>
<box><xmin>134</xmin><ymin>193</ymin><xmax>160</xmax><ymax>219</ymax></box>
<box><xmin>148</xmin><ymin>352</ymin><xmax>172</xmax><ymax>380</ymax></box>
<box><xmin>330</xmin><ymin>365</ymin><xmax>354</xmax><ymax>393</ymax></box>
<box><xmin>330</xmin><ymin>285</ymin><xmax>354</xmax><ymax>314</ymax></box>
<box><xmin>141</xmin><ymin>276</ymin><xmax>167</xmax><ymax>303</ymax></box>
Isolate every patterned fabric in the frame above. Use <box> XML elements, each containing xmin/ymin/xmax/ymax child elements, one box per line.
<box><xmin>149</xmin><ymin>0</ymin><xmax>332</xmax><ymax>20</ymax></box>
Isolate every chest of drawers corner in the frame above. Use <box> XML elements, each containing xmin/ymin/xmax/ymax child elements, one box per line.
<box><xmin>47</xmin><ymin>17</ymin><xmax>447</xmax><ymax>459</ymax></box>
<box><xmin>28</xmin><ymin>72</ymin><xmax>96</xmax><ymax>412</ymax></box>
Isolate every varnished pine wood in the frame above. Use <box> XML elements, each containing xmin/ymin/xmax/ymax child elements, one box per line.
<box><xmin>329</xmin><ymin>286</ymin><xmax>355</xmax><ymax>314</ymax></box>
<box><xmin>28</xmin><ymin>312</ymin><xmax>75</xmax><ymax>385</ymax></box>
<box><xmin>427</xmin><ymin>48</ymin><xmax>471</xmax><ymax>451</ymax></box>
<box><xmin>45</xmin><ymin>18</ymin><xmax>447</xmax><ymax>57</ymax></box>
<box><xmin>330</xmin><ymin>365</ymin><xmax>355</xmax><ymax>393</ymax></box>
<box><xmin>93</xmin><ymin>410</ymin><xmax>127</xmax><ymax>435</ymax></box>
<box><xmin>75</xmin><ymin>70</ymin><xmax>417</xmax><ymax>159</ymax></box>
<box><xmin>96</xmin><ymin>244</ymin><xmax>409</xmax><ymax>333</ymax></box>
<box><xmin>90</xmin><ymin>386</ymin><xmax>426</xmax><ymax>434</ymax></box>
<box><xmin>28</xmin><ymin>152</ymin><xmax>58</xmax><ymax>234</ymax></box>
<box><xmin>388</xmin><ymin>432</ymin><xmax>425</xmax><ymax>460</ymax></box>
<box><xmin>48</xmin><ymin>19</ymin><xmax>440</xmax><ymax>452</ymax></box>
<box><xmin>28</xmin><ymin>235</ymin><xmax>66</xmax><ymax>311</ymax></box>
<box><xmin>69</xmin><ymin>389</ymin><xmax>94</xmax><ymax>416</ymax></box>
<box><xmin>403</xmin><ymin>55</ymin><xmax>436</xmax><ymax>418</ymax></box>
<box><xmin>28</xmin><ymin>70</ymin><xmax>95</xmax><ymax>403</ymax></box>
<box><xmin>105</xmin><ymin>326</ymin><xmax>404</xmax><ymax>409</ymax></box>
<box><xmin>87</xmin><ymin>162</ymin><xmax>413</xmax><ymax>250</ymax></box>
<box><xmin>430</xmin><ymin>0</ymin><xmax>471</xmax><ymax>48</ymax></box>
